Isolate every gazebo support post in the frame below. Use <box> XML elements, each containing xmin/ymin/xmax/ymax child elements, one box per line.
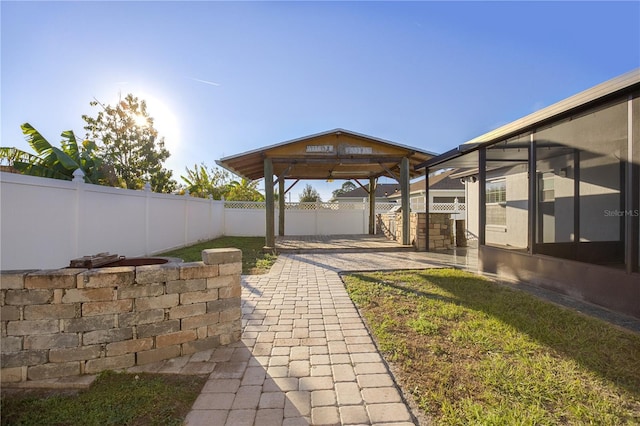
<box><xmin>264</xmin><ymin>158</ymin><xmax>275</xmax><ymax>249</ymax></box>
<box><xmin>278</xmin><ymin>177</ymin><xmax>285</xmax><ymax>236</ymax></box>
<box><xmin>401</xmin><ymin>157</ymin><xmax>410</xmax><ymax>245</ymax></box>
<box><xmin>368</xmin><ymin>177</ymin><xmax>376</xmax><ymax>234</ymax></box>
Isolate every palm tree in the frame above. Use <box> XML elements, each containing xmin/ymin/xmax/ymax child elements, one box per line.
<box><xmin>225</xmin><ymin>178</ymin><xmax>264</xmax><ymax>201</ymax></box>
<box><xmin>0</xmin><ymin>123</ymin><xmax>108</xmax><ymax>184</ymax></box>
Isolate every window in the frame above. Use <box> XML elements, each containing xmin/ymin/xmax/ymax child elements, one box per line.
<box><xmin>486</xmin><ymin>179</ymin><xmax>506</xmax><ymax>226</ymax></box>
<box><xmin>486</xmin><ymin>180</ymin><xmax>506</xmax><ymax>204</ymax></box>
<box><xmin>540</xmin><ymin>173</ymin><xmax>555</xmax><ymax>202</ymax></box>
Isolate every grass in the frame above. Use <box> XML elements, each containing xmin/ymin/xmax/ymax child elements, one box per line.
<box><xmin>158</xmin><ymin>236</ymin><xmax>277</xmax><ymax>274</ymax></box>
<box><xmin>343</xmin><ymin>268</ymin><xmax>640</xmax><ymax>425</ymax></box>
<box><xmin>0</xmin><ymin>371</ymin><xmax>207</xmax><ymax>426</ymax></box>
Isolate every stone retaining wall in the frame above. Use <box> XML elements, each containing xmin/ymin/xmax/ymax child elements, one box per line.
<box><xmin>0</xmin><ymin>248</ymin><xmax>242</xmax><ymax>383</ymax></box>
<box><xmin>377</xmin><ymin>212</ymin><xmax>452</xmax><ymax>251</ymax></box>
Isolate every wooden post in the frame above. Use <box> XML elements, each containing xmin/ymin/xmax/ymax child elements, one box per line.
<box><xmin>401</xmin><ymin>157</ymin><xmax>410</xmax><ymax>245</ymax></box>
<box><xmin>279</xmin><ymin>177</ymin><xmax>285</xmax><ymax>236</ymax></box>
<box><xmin>264</xmin><ymin>158</ymin><xmax>275</xmax><ymax>249</ymax></box>
<box><xmin>368</xmin><ymin>177</ymin><xmax>376</xmax><ymax>234</ymax></box>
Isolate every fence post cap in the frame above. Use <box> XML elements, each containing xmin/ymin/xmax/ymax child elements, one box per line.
<box><xmin>72</xmin><ymin>168</ymin><xmax>85</xmax><ymax>183</ymax></box>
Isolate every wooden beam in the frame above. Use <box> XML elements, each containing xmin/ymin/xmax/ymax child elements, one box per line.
<box><xmin>270</xmin><ymin>157</ymin><xmax>405</xmax><ymax>165</ymax></box>
<box><xmin>274</xmin><ymin>163</ymin><xmax>295</xmax><ymax>186</ymax></box>
<box><xmin>379</xmin><ymin>162</ymin><xmax>400</xmax><ymax>182</ymax></box>
<box><xmin>353</xmin><ymin>179</ymin><xmax>369</xmax><ymax>193</ymax></box>
<box><xmin>284</xmin><ymin>179</ymin><xmax>300</xmax><ymax>195</ymax></box>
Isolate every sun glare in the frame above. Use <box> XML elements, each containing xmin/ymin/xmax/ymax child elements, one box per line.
<box><xmin>108</xmin><ymin>84</ymin><xmax>183</xmax><ymax>173</ymax></box>
<box><xmin>133</xmin><ymin>114</ymin><xmax>148</xmax><ymax>127</ymax></box>
<box><xmin>138</xmin><ymin>92</ymin><xmax>181</xmax><ymax>155</ymax></box>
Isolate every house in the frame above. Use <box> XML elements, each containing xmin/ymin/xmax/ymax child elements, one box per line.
<box><xmin>334</xmin><ymin>169</ymin><xmax>465</xmax><ymax>211</ymax></box>
<box><xmin>331</xmin><ymin>183</ymin><xmax>401</xmax><ymax>203</ymax></box>
<box><xmin>417</xmin><ymin>69</ymin><xmax>640</xmax><ymax>319</ymax></box>
<box><xmin>387</xmin><ymin>169</ymin><xmax>466</xmax><ymax>213</ymax></box>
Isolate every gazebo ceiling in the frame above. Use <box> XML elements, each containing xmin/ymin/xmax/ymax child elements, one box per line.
<box><xmin>216</xmin><ymin>129</ymin><xmax>436</xmax><ymax>181</ymax></box>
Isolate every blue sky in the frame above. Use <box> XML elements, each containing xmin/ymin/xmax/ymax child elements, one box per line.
<box><xmin>2</xmin><ymin>1</ymin><xmax>639</xmax><ymax>200</ymax></box>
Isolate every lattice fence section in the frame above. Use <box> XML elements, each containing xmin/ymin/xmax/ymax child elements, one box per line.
<box><xmin>224</xmin><ymin>201</ymin><xmax>265</xmax><ymax>209</ymax></box>
<box><xmin>429</xmin><ymin>202</ymin><xmax>466</xmax><ymax>213</ymax></box>
<box><xmin>224</xmin><ymin>201</ymin><xmax>399</xmax><ymax>211</ymax></box>
<box><xmin>375</xmin><ymin>202</ymin><xmax>399</xmax><ymax>214</ymax></box>
<box><xmin>223</xmin><ymin>201</ymin><xmax>465</xmax><ymax>213</ymax></box>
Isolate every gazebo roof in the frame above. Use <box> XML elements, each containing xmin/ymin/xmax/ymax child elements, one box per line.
<box><xmin>216</xmin><ymin>128</ymin><xmax>436</xmax><ymax>181</ymax></box>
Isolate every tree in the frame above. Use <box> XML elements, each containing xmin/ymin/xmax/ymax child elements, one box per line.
<box><xmin>180</xmin><ymin>163</ymin><xmax>230</xmax><ymax>199</ymax></box>
<box><xmin>331</xmin><ymin>181</ymin><xmax>357</xmax><ymax>199</ymax></box>
<box><xmin>82</xmin><ymin>93</ymin><xmax>176</xmax><ymax>193</ymax></box>
<box><xmin>0</xmin><ymin>123</ymin><xmax>109</xmax><ymax>184</ymax></box>
<box><xmin>299</xmin><ymin>184</ymin><xmax>321</xmax><ymax>202</ymax></box>
<box><xmin>226</xmin><ymin>178</ymin><xmax>264</xmax><ymax>202</ymax></box>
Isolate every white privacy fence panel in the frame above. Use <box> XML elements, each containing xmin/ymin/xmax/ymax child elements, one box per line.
<box><xmin>1</xmin><ymin>172</ymin><xmax>469</xmax><ymax>270</ymax></box>
<box><xmin>224</xmin><ymin>203</ymin><xmax>266</xmax><ymax>236</ymax></box>
<box><xmin>0</xmin><ymin>173</ymin><xmax>225</xmax><ymax>270</ymax></box>
<box><xmin>1</xmin><ymin>174</ymin><xmax>78</xmax><ymax>270</ymax></box>
<box><xmin>79</xmin><ymin>185</ymin><xmax>147</xmax><ymax>258</ymax></box>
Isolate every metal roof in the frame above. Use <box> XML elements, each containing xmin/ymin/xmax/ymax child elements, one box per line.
<box><xmin>416</xmin><ymin>69</ymin><xmax>640</xmax><ymax>171</ymax></box>
<box><xmin>217</xmin><ymin>128</ymin><xmax>437</xmax><ymax>181</ymax></box>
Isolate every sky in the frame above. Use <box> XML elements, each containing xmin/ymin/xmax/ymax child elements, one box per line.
<box><xmin>2</xmin><ymin>1</ymin><xmax>639</xmax><ymax>201</ymax></box>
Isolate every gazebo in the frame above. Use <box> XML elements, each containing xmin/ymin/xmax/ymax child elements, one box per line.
<box><xmin>217</xmin><ymin>129</ymin><xmax>436</xmax><ymax>248</ymax></box>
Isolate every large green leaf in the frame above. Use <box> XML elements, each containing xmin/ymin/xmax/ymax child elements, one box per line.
<box><xmin>21</xmin><ymin>123</ymin><xmax>54</xmax><ymax>156</ymax></box>
<box><xmin>50</xmin><ymin>146</ymin><xmax>79</xmax><ymax>171</ymax></box>
<box><xmin>0</xmin><ymin>147</ymin><xmax>42</xmax><ymax>165</ymax></box>
<box><xmin>60</xmin><ymin>130</ymin><xmax>80</xmax><ymax>162</ymax></box>
<box><xmin>12</xmin><ymin>160</ymin><xmax>71</xmax><ymax>180</ymax></box>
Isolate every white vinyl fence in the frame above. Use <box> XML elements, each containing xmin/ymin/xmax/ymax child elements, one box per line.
<box><xmin>0</xmin><ymin>172</ymin><xmax>224</xmax><ymax>270</ymax></box>
<box><xmin>223</xmin><ymin>201</ymin><xmax>399</xmax><ymax>236</ymax></box>
<box><xmin>0</xmin><ymin>172</ymin><xmax>467</xmax><ymax>270</ymax></box>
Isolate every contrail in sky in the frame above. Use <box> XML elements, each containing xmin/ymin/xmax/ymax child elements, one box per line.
<box><xmin>190</xmin><ymin>77</ymin><xmax>221</xmax><ymax>87</ymax></box>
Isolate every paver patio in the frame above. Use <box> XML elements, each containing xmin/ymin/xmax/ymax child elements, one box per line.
<box><xmin>183</xmin><ymin>252</ymin><xmax>445</xmax><ymax>425</ymax></box>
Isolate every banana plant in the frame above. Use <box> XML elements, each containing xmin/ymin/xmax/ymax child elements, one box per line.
<box><xmin>0</xmin><ymin>123</ymin><xmax>107</xmax><ymax>184</ymax></box>
<box><xmin>226</xmin><ymin>177</ymin><xmax>264</xmax><ymax>201</ymax></box>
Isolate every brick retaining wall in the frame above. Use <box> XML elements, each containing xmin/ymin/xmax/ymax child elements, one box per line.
<box><xmin>0</xmin><ymin>248</ymin><xmax>242</xmax><ymax>383</ymax></box>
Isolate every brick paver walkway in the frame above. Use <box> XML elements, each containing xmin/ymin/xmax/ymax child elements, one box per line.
<box><xmin>184</xmin><ymin>253</ymin><xmax>430</xmax><ymax>425</ymax></box>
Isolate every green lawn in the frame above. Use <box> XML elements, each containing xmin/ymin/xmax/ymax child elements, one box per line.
<box><xmin>1</xmin><ymin>371</ymin><xmax>206</xmax><ymax>426</ymax></box>
<box><xmin>158</xmin><ymin>236</ymin><xmax>277</xmax><ymax>274</ymax></box>
<box><xmin>343</xmin><ymin>268</ymin><xmax>640</xmax><ymax>425</ymax></box>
